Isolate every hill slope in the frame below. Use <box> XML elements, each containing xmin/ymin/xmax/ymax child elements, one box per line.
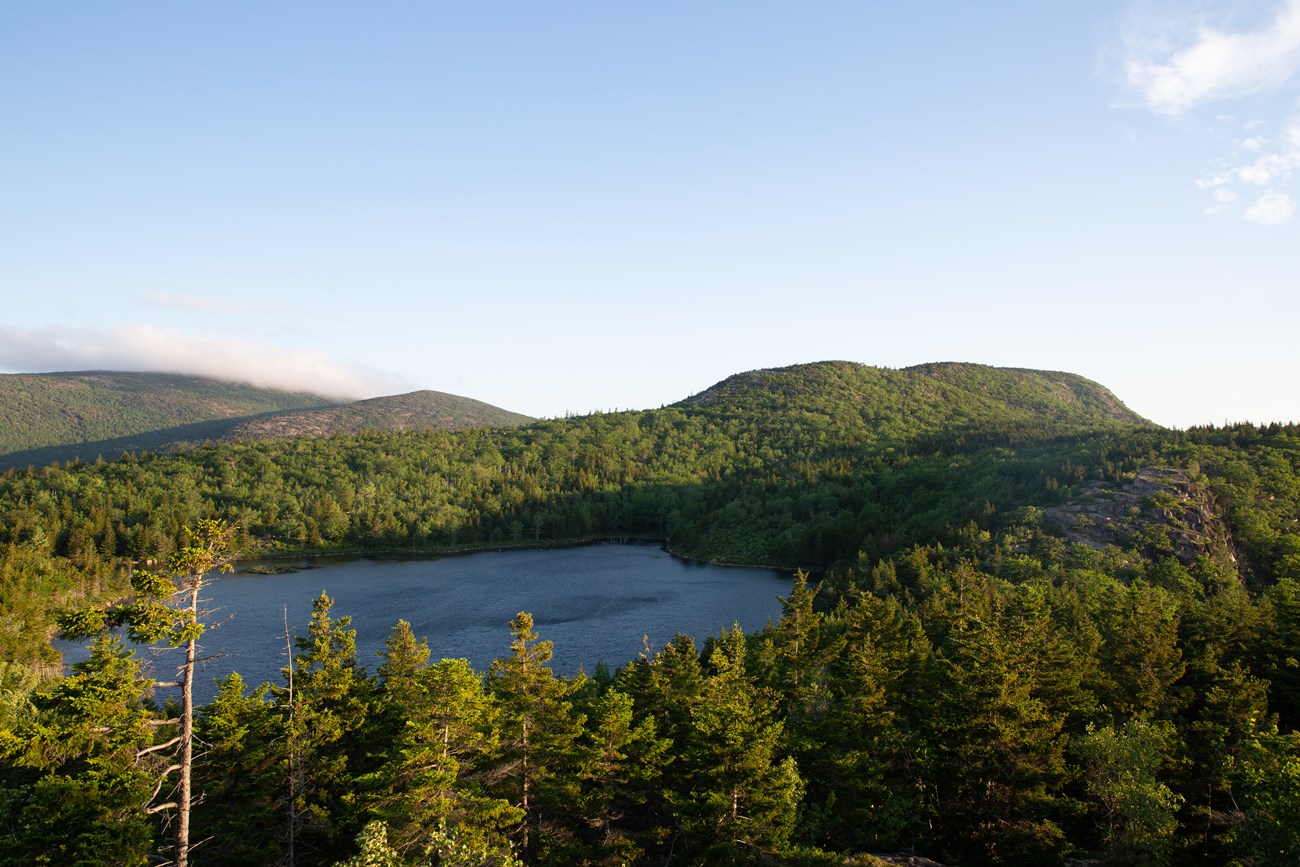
<box><xmin>0</xmin><ymin>372</ymin><xmax>333</xmax><ymax>455</ymax></box>
<box><xmin>0</xmin><ymin>372</ymin><xmax>532</xmax><ymax>470</ymax></box>
<box><xmin>678</xmin><ymin>360</ymin><xmax>1152</xmax><ymax>438</ymax></box>
<box><xmin>226</xmin><ymin>390</ymin><xmax>533</xmax><ymax>439</ymax></box>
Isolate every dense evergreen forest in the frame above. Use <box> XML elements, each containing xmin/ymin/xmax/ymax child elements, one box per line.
<box><xmin>2</xmin><ymin>361</ymin><xmax>1299</xmax><ymax>865</ymax></box>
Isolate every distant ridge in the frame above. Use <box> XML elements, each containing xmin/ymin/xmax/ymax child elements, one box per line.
<box><xmin>225</xmin><ymin>390</ymin><xmax>533</xmax><ymax>439</ymax></box>
<box><xmin>0</xmin><ymin>372</ymin><xmax>332</xmax><ymax>457</ymax></box>
<box><xmin>0</xmin><ymin>371</ymin><xmax>532</xmax><ymax>470</ymax></box>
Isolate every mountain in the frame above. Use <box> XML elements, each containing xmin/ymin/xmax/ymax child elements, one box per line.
<box><xmin>678</xmin><ymin>360</ymin><xmax>1152</xmax><ymax>437</ymax></box>
<box><xmin>224</xmin><ymin>390</ymin><xmax>533</xmax><ymax>440</ymax></box>
<box><xmin>0</xmin><ymin>371</ymin><xmax>532</xmax><ymax>470</ymax></box>
<box><xmin>0</xmin><ymin>372</ymin><xmax>333</xmax><ymax>462</ymax></box>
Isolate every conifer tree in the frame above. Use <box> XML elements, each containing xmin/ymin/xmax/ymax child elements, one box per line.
<box><xmin>487</xmin><ymin>612</ymin><xmax>586</xmax><ymax>860</ymax></box>
<box><xmin>815</xmin><ymin>592</ymin><xmax>931</xmax><ymax>851</ymax></box>
<box><xmin>370</xmin><ymin>623</ymin><xmax>519</xmax><ymax>863</ymax></box>
<box><xmin>41</xmin><ymin>518</ymin><xmax>235</xmax><ymax>867</ymax></box>
<box><xmin>284</xmin><ymin>592</ymin><xmax>380</xmax><ymax>863</ymax></box>
<box><xmin>0</xmin><ymin>634</ymin><xmax>156</xmax><ymax>865</ymax></box>
<box><xmin>921</xmin><ymin>599</ymin><xmax>1069</xmax><ymax>864</ymax></box>
<box><xmin>671</xmin><ymin>625</ymin><xmax>802</xmax><ymax>864</ymax></box>
<box><xmin>574</xmin><ymin>688</ymin><xmax>671</xmax><ymax>864</ymax></box>
<box><xmin>190</xmin><ymin>673</ymin><xmax>285</xmax><ymax>865</ymax></box>
<box><xmin>756</xmin><ymin>570</ymin><xmax>842</xmax><ymax>731</ymax></box>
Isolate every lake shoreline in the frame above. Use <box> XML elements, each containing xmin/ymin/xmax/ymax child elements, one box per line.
<box><xmin>239</xmin><ymin>534</ymin><xmax>806</xmax><ymax>576</ymax></box>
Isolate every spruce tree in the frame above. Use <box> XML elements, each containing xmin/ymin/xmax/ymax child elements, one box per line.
<box><xmin>283</xmin><ymin>592</ymin><xmax>380</xmax><ymax>864</ymax></box>
<box><xmin>487</xmin><ymin>612</ymin><xmax>586</xmax><ymax>860</ymax></box>
<box><xmin>671</xmin><ymin>625</ymin><xmax>802</xmax><ymax>864</ymax></box>
<box><xmin>370</xmin><ymin>623</ymin><xmax>520</xmax><ymax>863</ymax></box>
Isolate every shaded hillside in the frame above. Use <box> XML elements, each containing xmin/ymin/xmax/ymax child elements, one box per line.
<box><xmin>0</xmin><ymin>371</ymin><xmax>333</xmax><ymax>459</ymax></box>
<box><xmin>226</xmin><ymin>390</ymin><xmax>533</xmax><ymax>439</ymax></box>
<box><xmin>0</xmin><ymin>373</ymin><xmax>532</xmax><ymax>470</ymax></box>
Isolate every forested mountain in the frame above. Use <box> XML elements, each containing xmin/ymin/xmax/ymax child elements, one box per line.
<box><xmin>0</xmin><ymin>371</ymin><xmax>332</xmax><ymax>456</ymax></box>
<box><xmin>680</xmin><ymin>361</ymin><xmax>1149</xmax><ymax>430</ymax></box>
<box><xmin>0</xmin><ymin>372</ymin><xmax>531</xmax><ymax>470</ymax></box>
<box><xmin>2</xmin><ymin>360</ymin><xmax>1299</xmax><ymax>866</ymax></box>
<box><xmin>224</xmin><ymin>389</ymin><xmax>534</xmax><ymax>440</ymax></box>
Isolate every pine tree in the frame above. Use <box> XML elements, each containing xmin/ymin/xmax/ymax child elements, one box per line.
<box><xmin>487</xmin><ymin>612</ymin><xmax>586</xmax><ymax>860</ymax></box>
<box><xmin>670</xmin><ymin>625</ymin><xmax>802</xmax><ymax>864</ymax></box>
<box><xmin>283</xmin><ymin>592</ymin><xmax>380</xmax><ymax>864</ymax></box>
<box><xmin>755</xmin><ymin>570</ymin><xmax>842</xmax><ymax>733</ymax></box>
<box><xmin>574</xmin><ymin>688</ymin><xmax>671</xmax><ymax>864</ymax></box>
<box><xmin>12</xmin><ymin>519</ymin><xmax>235</xmax><ymax>866</ymax></box>
<box><xmin>921</xmin><ymin>597</ymin><xmax>1069</xmax><ymax>865</ymax></box>
<box><xmin>0</xmin><ymin>634</ymin><xmax>157</xmax><ymax>865</ymax></box>
<box><xmin>369</xmin><ymin>623</ymin><xmax>520</xmax><ymax>863</ymax></box>
<box><xmin>815</xmin><ymin>592</ymin><xmax>931</xmax><ymax>851</ymax></box>
<box><xmin>190</xmin><ymin>673</ymin><xmax>286</xmax><ymax>865</ymax></box>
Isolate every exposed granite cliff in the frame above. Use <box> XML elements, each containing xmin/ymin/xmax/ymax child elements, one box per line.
<box><xmin>1043</xmin><ymin>467</ymin><xmax>1237</xmax><ymax>573</ymax></box>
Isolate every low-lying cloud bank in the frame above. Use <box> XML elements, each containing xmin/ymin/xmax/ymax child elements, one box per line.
<box><xmin>0</xmin><ymin>323</ymin><xmax>411</xmax><ymax>399</ymax></box>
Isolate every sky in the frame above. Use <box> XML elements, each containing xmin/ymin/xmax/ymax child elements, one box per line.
<box><xmin>2</xmin><ymin>1</ymin><xmax>1298</xmax><ymax>428</ymax></box>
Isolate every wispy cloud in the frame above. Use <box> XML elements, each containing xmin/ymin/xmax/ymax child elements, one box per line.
<box><xmin>1123</xmin><ymin>1</ymin><xmax>1300</xmax><ymax>116</ymax></box>
<box><xmin>0</xmin><ymin>323</ymin><xmax>412</xmax><ymax>398</ymax></box>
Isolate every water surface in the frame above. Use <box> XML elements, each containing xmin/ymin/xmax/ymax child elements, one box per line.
<box><xmin>61</xmin><ymin>544</ymin><xmax>790</xmax><ymax>704</ymax></box>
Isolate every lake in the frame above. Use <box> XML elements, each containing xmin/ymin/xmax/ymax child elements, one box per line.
<box><xmin>59</xmin><ymin>543</ymin><xmax>791</xmax><ymax>704</ymax></box>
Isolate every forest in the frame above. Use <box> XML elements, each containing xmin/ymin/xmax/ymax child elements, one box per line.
<box><xmin>1</xmin><ymin>361</ymin><xmax>1299</xmax><ymax>865</ymax></box>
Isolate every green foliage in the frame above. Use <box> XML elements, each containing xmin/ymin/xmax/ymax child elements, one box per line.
<box><xmin>1228</xmin><ymin>726</ymin><xmax>1300</xmax><ymax>865</ymax></box>
<box><xmin>284</xmin><ymin>592</ymin><xmax>382</xmax><ymax>860</ymax></box>
<box><xmin>333</xmin><ymin>820</ymin><xmax>404</xmax><ymax>867</ymax></box>
<box><xmin>190</xmin><ymin>673</ymin><xmax>285</xmax><ymax>864</ymax></box>
<box><xmin>369</xmin><ymin>633</ymin><xmax>519</xmax><ymax>863</ymax></box>
<box><xmin>487</xmin><ymin>612</ymin><xmax>587</xmax><ymax>860</ymax></box>
<box><xmin>1076</xmin><ymin>721</ymin><xmax>1182</xmax><ymax>865</ymax></box>
<box><xmin>0</xmin><ymin>635</ymin><xmax>157</xmax><ymax>865</ymax></box>
<box><xmin>670</xmin><ymin>626</ymin><xmax>803</xmax><ymax>864</ymax></box>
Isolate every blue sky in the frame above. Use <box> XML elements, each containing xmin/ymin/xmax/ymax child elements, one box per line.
<box><xmin>2</xmin><ymin>2</ymin><xmax>1298</xmax><ymax>427</ymax></box>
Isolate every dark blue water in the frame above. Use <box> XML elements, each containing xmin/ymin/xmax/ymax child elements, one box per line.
<box><xmin>59</xmin><ymin>544</ymin><xmax>790</xmax><ymax>704</ymax></box>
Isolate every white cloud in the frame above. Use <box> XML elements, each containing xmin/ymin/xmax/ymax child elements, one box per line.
<box><xmin>1238</xmin><ymin>147</ymin><xmax>1300</xmax><ymax>183</ymax></box>
<box><xmin>1118</xmin><ymin>5</ymin><xmax>1300</xmax><ymax>226</ymax></box>
<box><xmin>1243</xmin><ymin>189</ymin><xmax>1296</xmax><ymax>222</ymax></box>
<box><xmin>1194</xmin><ymin>117</ymin><xmax>1300</xmax><ymax>220</ymax></box>
<box><xmin>1124</xmin><ymin>1</ymin><xmax>1300</xmax><ymax>116</ymax></box>
<box><xmin>0</xmin><ymin>323</ymin><xmax>413</xmax><ymax>398</ymax></box>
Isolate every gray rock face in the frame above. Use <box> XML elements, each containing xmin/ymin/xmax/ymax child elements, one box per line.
<box><xmin>1043</xmin><ymin>467</ymin><xmax>1237</xmax><ymax>571</ymax></box>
